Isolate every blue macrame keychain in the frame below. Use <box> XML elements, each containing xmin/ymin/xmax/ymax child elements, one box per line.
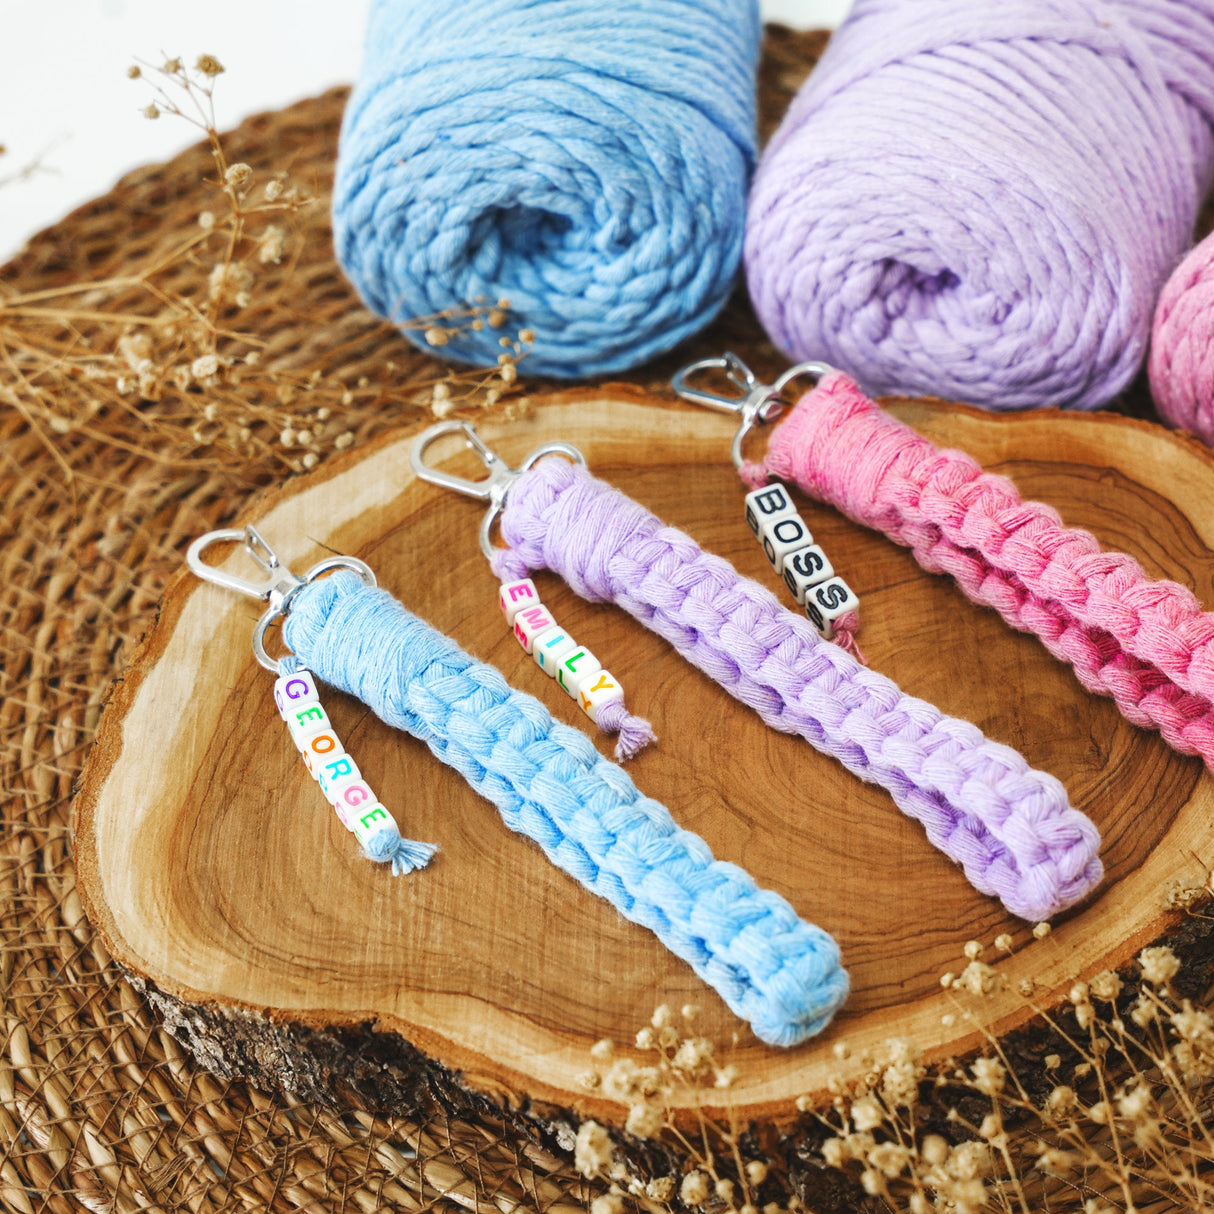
<box><xmin>187</xmin><ymin>524</ymin><xmax>849</xmax><ymax>1046</ymax></box>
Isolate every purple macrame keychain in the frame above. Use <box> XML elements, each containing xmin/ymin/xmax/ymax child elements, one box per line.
<box><xmin>411</xmin><ymin>421</ymin><xmax>1103</xmax><ymax>922</ymax></box>
<box><xmin>411</xmin><ymin>425</ymin><xmax>658</xmax><ymax>763</ymax></box>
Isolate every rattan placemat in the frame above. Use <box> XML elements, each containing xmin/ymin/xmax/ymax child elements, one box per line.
<box><xmin>0</xmin><ymin>27</ymin><xmax>827</xmax><ymax>1214</ymax></box>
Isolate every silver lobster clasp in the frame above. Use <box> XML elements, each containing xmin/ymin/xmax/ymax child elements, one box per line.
<box><xmin>410</xmin><ymin>420</ymin><xmax>586</xmax><ymax>561</ymax></box>
<box><xmin>187</xmin><ymin>524</ymin><xmax>305</xmax><ymax>613</ymax></box>
<box><xmin>672</xmin><ymin>352</ymin><xmax>835</xmax><ymax>468</ymax></box>
<box><xmin>409</xmin><ymin>420</ymin><xmax>519</xmax><ymax>504</ymax></box>
<box><xmin>187</xmin><ymin>524</ymin><xmax>375</xmax><ymax>671</ymax></box>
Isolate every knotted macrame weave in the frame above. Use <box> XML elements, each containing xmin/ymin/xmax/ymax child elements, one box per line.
<box><xmin>333</xmin><ymin>0</ymin><xmax>760</xmax><ymax>378</ymax></box>
<box><xmin>282</xmin><ymin>571</ymin><xmax>848</xmax><ymax>1047</ymax></box>
<box><xmin>490</xmin><ymin>459</ymin><xmax>1103</xmax><ymax>923</ymax></box>
<box><xmin>741</xmin><ymin>370</ymin><xmax>1214</xmax><ymax>765</ymax></box>
<box><xmin>746</xmin><ymin>0</ymin><xmax>1214</xmax><ymax>412</ymax></box>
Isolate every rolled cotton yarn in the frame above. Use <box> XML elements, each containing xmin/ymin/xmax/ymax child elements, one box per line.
<box><xmin>746</xmin><ymin>0</ymin><xmax>1214</xmax><ymax>412</ymax></box>
<box><xmin>333</xmin><ymin>0</ymin><xmax>760</xmax><ymax>378</ymax></box>
<box><xmin>1150</xmin><ymin>232</ymin><xmax>1214</xmax><ymax>446</ymax></box>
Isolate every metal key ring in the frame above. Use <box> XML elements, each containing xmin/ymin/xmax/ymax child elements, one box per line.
<box><xmin>251</xmin><ymin>556</ymin><xmax>376</xmax><ymax>672</ymax></box>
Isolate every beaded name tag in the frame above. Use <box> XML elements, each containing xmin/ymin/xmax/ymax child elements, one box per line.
<box><xmin>410</xmin><ymin>424</ymin><xmax>655</xmax><ymax>761</ymax></box>
<box><xmin>187</xmin><ymin>530</ymin><xmax>437</xmax><ymax>876</ymax></box>
<box><xmin>673</xmin><ymin>353</ymin><xmax>862</xmax><ymax>653</ymax></box>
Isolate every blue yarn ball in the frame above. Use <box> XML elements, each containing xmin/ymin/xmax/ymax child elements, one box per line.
<box><xmin>333</xmin><ymin>0</ymin><xmax>760</xmax><ymax>378</ymax></box>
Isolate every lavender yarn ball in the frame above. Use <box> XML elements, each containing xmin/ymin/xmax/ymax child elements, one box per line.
<box><xmin>746</xmin><ymin>0</ymin><xmax>1214</xmax><ymax>411</ymax></box>
<box><xmin>334</xmin><ymin>0</ymin><xmax>760</xmax><ymax>379</ymax></box>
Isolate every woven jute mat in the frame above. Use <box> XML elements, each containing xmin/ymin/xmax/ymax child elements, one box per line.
<box><xmin>0</xmin><ymin>27</ymin><xmax>827</xmax><ymax>1213</ymax></box>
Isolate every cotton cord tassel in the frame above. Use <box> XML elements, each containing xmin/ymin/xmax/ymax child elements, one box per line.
<box><xmin>333</xmin><ymin>0</ymin><xmax>761</xmax><ymax>378</ymax></box>
<box><xmin>491</xmin><ymin>460</ymin><xmax>1103</xmax><ymax>923</ymax></box>
<box><xmin>745</xmin><ymin>370</ymin><xmax>1214</xmax><ymax>766</ymax></box>
<box><xmin>365</xmin><ymin>827</ymin><xmax>439</xmax><ymax>877</ymax></box>
<box><xmin>595</xmin><ymin>698</ymin><xmax>657</xmax><ymax>762</ymax></box>
<box><xmin>1150</xmin><ymin>230</ymin><xmax>1214</xmax><ymax>446</ymax></box>
<box><xmin>282</xmin><ymin>572</ymin><xmax>848</xmax><ymax>1046</ymax></box>
<box><xmin>746</xmin><ymin>0</ymin><xmax>1214</xmax><ymax>412</ymax></box>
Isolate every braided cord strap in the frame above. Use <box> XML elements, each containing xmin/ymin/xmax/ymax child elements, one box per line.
<box><xmin>281</xmin><ymin>571</ymin><xmax>848</xmax><ymax>1047</ymax></box>
<box><xmin>491</xmin><ymin>461</ymin><xmax>1102</xmax><ymax>922</ymax></box>
<box><xmin>744</xmin><ymin>372</ymin><xmax>1214</xmax><ymax>764</ymax></box>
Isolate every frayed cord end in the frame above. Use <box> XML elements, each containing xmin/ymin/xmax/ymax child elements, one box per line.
<box><xmin>831</xmin><ymin>612</ymin><xmax>866</xmax><ymax>665</ymax></box>
<box><xmin>596</xmin><ymin>698</ymin><xmax>657</xmax><ymax>761</ymax></box>
<box><xmin>738</xmin><ymin>459</ymin><xmax>770</xmax><ymax>490</ymax></box>
<box><xmin>363</xmin><ymin>825</ymin><xmax>439</xmax><ymax>876</ymax></box>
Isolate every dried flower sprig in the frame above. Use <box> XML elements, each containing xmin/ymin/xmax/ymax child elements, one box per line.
<box><xmin>0</xmin><ymin>138</ymin><xmax>58</xmax><ymax>190</ymax></box>
<box><xmin>0</xmin><ymin>56</ymin><xmax>533</xmax><ymax>486</ymax></box>
<box><xmin>573</xmin><ymin>882</ymin><xmax>1213</xmax><ymax>1214</ymax></box>
<box><xmin>813</xmin><ymin>904</ymin><xmax>1214</xmax><ymax>1214</ymax></box>
<box><xmin>576</xmin><ymin>1004</ymin><xmax>796</xmax><ymax>1214</ymax></box>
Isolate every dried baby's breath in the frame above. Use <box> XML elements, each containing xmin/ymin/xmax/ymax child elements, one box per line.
<box><xmin>573</xmin><ymin>901</ymin><xmax>1214</xmax><ymax>1214</ymax></box>
<box><xmin>1</xmin><ymin>56</ymin><xmax>534</xmax><ymax>488</ymax></box>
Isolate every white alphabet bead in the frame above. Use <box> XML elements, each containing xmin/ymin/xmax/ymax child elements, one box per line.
<box><xmin>744</xmin><ymin>484</ymin><xmax>797</xmax><ymax>538</ymax></box>
<box><xmin>350</xmin><ymin>802</ymin><xmax>395</xmax><ymax>850</ymax></box>
<box><xmin>803</xmin><ymin>577</ymin><xmax>861</xmax><ymax>640</ymax></box>
<box><xmin>782</xmin><ymin>544</ymin><xmax>835</xmax><ymax>604</ymax></box>
<box><xmin>760</xmin><ymin>512</ymin><xmax>814</xmax><ymax>575</ymax></box>
<box><xmin>274</xmin><ymin>669</ymin><xmax>319</xmax><ymax>719</ymax></box>
<box><xmin>301</xmin><ymin>727</ymin><xmax>344</xmax><ymax>778</ymax></box>
<box><xmin>286</xmin><ymin>702</ymin><xmax>330</xmax><ymax>749</ymax></box>
<box><xmin>512</xmin><ymin>603</ymin><xmax>558</xmax><ymax>654</ymax></box>
<box><xmin>499</xmin><ymin>579</ymin><xmax>541</xmax><ymax>625</ymax></box>
<box><xmin>317</xmin><ymin>753</ymin><xmax>362</xmax><ymax>800</ymax></box>
<box><xmin>576</xmin><ymin>669</ymin><xmax>625</xmax><ymax>723</ymax></box>
<box><xmin>330</xmin><ymin>778</ymin><xmax>378</xmax><ymax>830</ymax></box>
<box><xmin>533</xmin><ymin>626</ymin><xmax>577</xmax><ymax>676</ymax></box>
<box><xmin>557</xmin><ymin>647</ymin><xmax>601</xmax><ymax>698</ymax></box>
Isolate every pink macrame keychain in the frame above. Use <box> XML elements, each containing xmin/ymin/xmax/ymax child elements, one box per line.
<box><xmin>411</xmin><ymin>420</ymin><xmax>1103</xmax><ymax>922</ymax></box>
<box><xmin>673</xmin><ymin>352</ymin><xmax>1214</xmax><ymax>767</ymax></box>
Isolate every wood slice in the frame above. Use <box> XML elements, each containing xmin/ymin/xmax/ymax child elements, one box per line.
<box><xmin>74</xmin><ymin>388</ymin><xmax>1214</xmax><ymax>1134</ymax></box>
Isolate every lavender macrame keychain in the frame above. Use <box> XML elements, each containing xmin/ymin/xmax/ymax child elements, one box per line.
<box><xmin>412</xmin><ymin>422</ymin><xmax>1104</xmax><ymax>923</ymax></box>
<box><xmin>186</xmin><ymin>524</ymin><xmax>849</xmax><ymax>1047</ymax></box>
<box><xmin>412</xmin><ymin>425</ymin><xmax>658</xmax><ymax>762</ymax></box>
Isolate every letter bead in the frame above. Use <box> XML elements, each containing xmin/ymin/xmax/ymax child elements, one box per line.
<box><xmin>513</xmin><ymin>603</ymin><xmax>558</xmax><ymax>654</ymax></box>
<box><xmin>803</xmin><ymin>577</ymin><xmax>861</xmax><ymax>640</ymax></box>
<box><xmin>782</xmin><ymin>544</ymin><xmax>834</xmax><ymax>604</ymax></box>
<box><xmin>301</xmin><ymin>728</ymin><xmax>344</xmax><ymax>777</ymax></box>
<box><xmin>317</xmin><ymin>754</ymin><xmax>362</xmax><ymax>800</ymax></box>
<box><xmin>533</xmin><ymin>626</ymin><xmax>577</xmax><ymax>675</ymax></box>
<box><xmin>287</xmin><ymin>702</ymin><xmax>331</xmax><ymax>750</ymax></box>
<box><xmin>350</xmin><ymin>802</ymin><xmax>394</xmax><ymax>850</ymax></box>
<box><xmin>557</xmin><ymin>647</ymin><xmax>601</xmax><ymax>698</ymax></box>
<box><xmin>499</xmin><ymin>579</ymin><xmax>541</xmax><ymax>625</ymax></box>
<box><xmin>743</xmin><ymin>484</ymin><xmax>797</xmax><ymax>537</ymax></box>
<box><xmin>576</xmin><ymin>669</ymin><xmax>625</xmax><ymax>723</ymax></box>
<box><xmin>759</xmin><ymin>511</ymin><xmax>814</xmax><ymax>576</ymax></box>
<box><xmin>330</xmin><ymin>778</ymin><xmax>377</xmax><ymax>829</ymax></box>
<box><xmin>274</xmin><ymin>669</ymin><xmax>319</xmax><ymax>719</ymax></box>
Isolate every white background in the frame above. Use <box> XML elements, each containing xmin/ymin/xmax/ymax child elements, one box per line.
<box><xmin>0</xmin><ymin>0</ymin><xmax>850</xmax><ymax>264</ymax></box>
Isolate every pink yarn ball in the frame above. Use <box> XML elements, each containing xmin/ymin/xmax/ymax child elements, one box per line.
<box><xmin>1150</xmin><ymin>231</ymin><xmax>1214</xmax><ymax>446</ymax></box>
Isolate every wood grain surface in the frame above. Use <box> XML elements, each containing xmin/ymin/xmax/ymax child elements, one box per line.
<box><xmin>74</xmin><ymin>388</ymin><xmax>1214</xmax><ymax>1126</ymax></box>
